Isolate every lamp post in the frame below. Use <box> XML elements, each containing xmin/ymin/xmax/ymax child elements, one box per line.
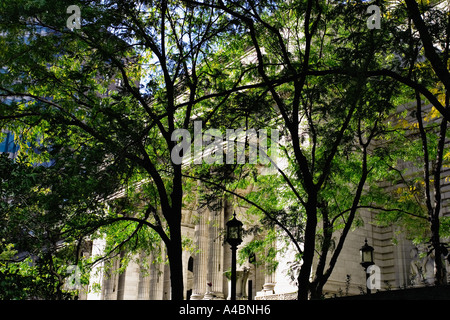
<box><xmin>225</xmin><ymin>212</ymin><xmax>243</xmax><ymax>301</ymax></box>
<box><xmin>360</xmin><ymin>238</ymin><xmax>374</xmax><ymax>294</ymax></box>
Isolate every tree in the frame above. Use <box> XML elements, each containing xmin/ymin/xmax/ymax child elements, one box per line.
<box><xmin>2</xmin><ymin>0</ymin><xmax>448</xmax><ymax>301</ymax></box>
<box><xmin>0</xmin><ymin>0</ymin><xmax>254</xmax><ymax>299</ymax></box>
<box><xmin>404</xmin><ymin>0</ymin><xmax>450</xmax><ymax>98</ymax></box>
<box><xmin>186</xmin><ymin>0</ymin><xmax>406</xmax><ymax>299</ymax></box>
<box><xmin>0</xmin><ymin>154</ymin><xmax>84</xmax><ymax>299</ymax></box>
<box><xmin>400</xmin><ymin>0</ymin><xmax>450</xmax><ymax>285</ymax></box>
<box><xmin>368</xmin><ymin>0</ymin><xmax>450</xmax><ymax>286</ymax></box>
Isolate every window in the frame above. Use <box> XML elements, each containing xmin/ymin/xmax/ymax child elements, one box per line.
<box><xmin>0</xmin><ymin>132</ymin><xmax>18</xmax><ymax>154</ymax></box>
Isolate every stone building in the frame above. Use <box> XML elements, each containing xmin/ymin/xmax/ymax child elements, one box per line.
<box><xmin>86</xmin><ymin>203</ymin><xmax>448</xmax><ymax>300</ymax></box>
<box><xmin>85</xmin><ymin>102</ymin><xmax>450</xmax><ymax>300</ymax></box>
<box><xmin>86</xmin><ymin>198</ymin><xmax>449</xmax><ymax>300</ymax></box>
<box><xmin>2</xmin><ymin>2</ymin><xmax>449</xmax><ymax>301</ymax></box>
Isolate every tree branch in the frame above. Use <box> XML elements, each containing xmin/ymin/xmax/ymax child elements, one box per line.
<box><xmin>180</xmin><ymin>171</ymin><xmax>304</xmax><ymax>255</ymax></box>
<box><xmin>404</xmin><ymin>0</ymin><xmax>450</xmax><ymax>92</ymax></box>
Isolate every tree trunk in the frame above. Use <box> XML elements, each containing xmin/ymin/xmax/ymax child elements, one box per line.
<box><xmin>166</xmin><ymin>227</ymin><xmax>184</xmax><ymax>300</ymax></box>
<box><xmin>309</xmin><ymin>281</ymin><xmax>325</xmax><ymax>300</ymax></box>
<box><xmin>431</xmin><ymin>218</ymin><xmax>445</xmax><ymax>286</ymax></box>
<box><xmin>310</xmin><ymin>202</ymin><xmax>333</xmax><ymax>300</ymax></box>
<box><xmin>297</xmin><ymin>200</ymin><xmax>318</xmax><ymax>300</ymax></box>
<box><xmin>431</xmin><ymin>116</ymin><xmax>448</xmax><ymax>285</ymax></box>
<box><xmin>156</xmin><ymin>154</ymin><xmax>185</xmax><ymax>300</ymax></box>
<box><xmin>415</xmin><ymin>89</ymin><xmax>447</xmax><ymax>286</ymax></box>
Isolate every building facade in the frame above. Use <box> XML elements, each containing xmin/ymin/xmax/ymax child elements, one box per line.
<box><xmin>86</xmin><ymin>200</ymin><xmax>450</xmax><ymax>300</ymax></box>
<box><xmin>86</xmin><ymin>104</ymin><xmax>450</xmax><ymax>300</ymax></box>
<box><xmin>85</xmin><ymin>197</ymin><xmax>450</xmax><ymax>300</ymax></box>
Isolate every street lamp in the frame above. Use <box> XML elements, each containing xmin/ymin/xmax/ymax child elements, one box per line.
<box><xmin>360</xmin><ymin>238</ymin><xmax>374</xmax><ymax>293</ymax></box>
<box><xmin>226</xmin><ymin>212</ymin><xmax>243</xmax><ymax>301</ymax></box>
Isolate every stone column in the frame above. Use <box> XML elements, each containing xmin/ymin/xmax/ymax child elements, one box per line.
<box><xmin>191</xmin><ymin>210</ymin><xmax>207</xmax><ymax>300</ymax></box>
<box><xmin>101</xmin><ymin>257</ymin><xmax>119</xmax><ymax>300</ymax></box>
<box><xmin>256</xmin><ymin>237</ymin><xmax>276</xmax><ymax>297</ymax></box>
<box><xmin>148</xmin><ymin>249</ymin><xmax>164</xmax><ymax>300</ymax></box>
<box><xmin>148</xmin><ymin>260</ymin><xmax>163</xmax><ymax>300</ymax></box>
<box><xmin>137</xmin><ymin>252</ymin><xmax>150</xmax><ymax>300</ymax></box>
<box><xmin>263</xmin><ymin>244</ymin><xmax>276</xmax><ymax>294</ymax></box>
<box><xmin>204</xmin><ymin>207</ymin><xmax>224</xmax><ymax>299</ymax></box>
<box><xmin>120</xmin><ymin>259</ymin><xmax>140</xmax><ymax>299</ymax></box>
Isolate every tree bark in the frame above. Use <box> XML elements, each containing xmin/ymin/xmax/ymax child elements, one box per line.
<box><xmin>166</xmin><ymin>227</ymin><xmax>184</xmax><ymax>300</ymax></box>
<box><xmin>416</xmin><ymin>88</ymin><xmax>448</xmax><ymax>286</ymax></box>
<box><xmin>431</xmin><ymin>115</ymin><xmax>448</xmax><ymax>285</ymax></box>
<box><xmin>297</xmin><ymin>199</ymin><xmax>318</xmax><ymax>300</ymax></box>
